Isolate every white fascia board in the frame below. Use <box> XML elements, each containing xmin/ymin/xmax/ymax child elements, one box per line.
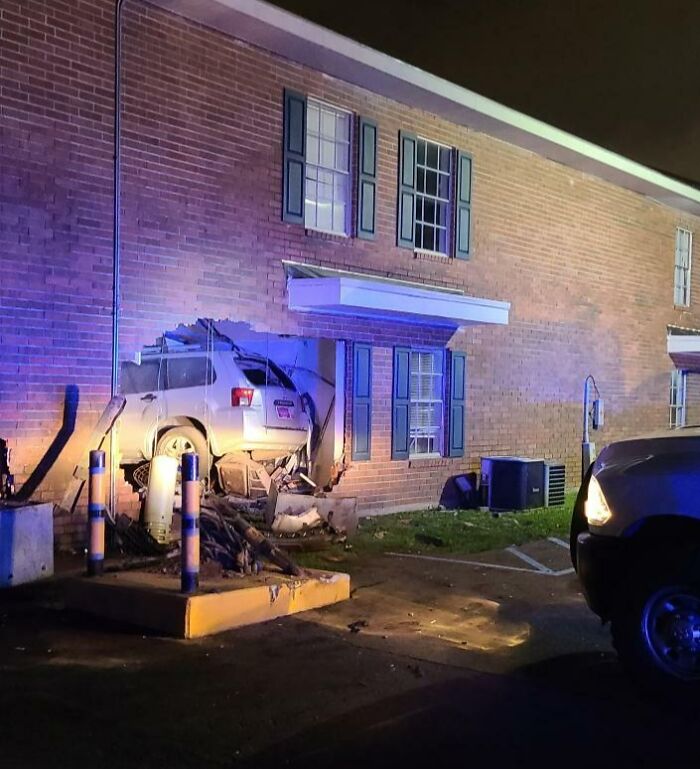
<box><xmin>668</xmin><ymin>335</ymin><xmax>700</xmax><ymax>354</ymax></box>
<box><xmin>151</xmin><ymin>0</ymin><xmax>700</xmax><ymax>216</ymax></box>
<box><xmin>287</xmin><ymin>276</ymin><xmax>510</xmax><ymax>328</ymax></box>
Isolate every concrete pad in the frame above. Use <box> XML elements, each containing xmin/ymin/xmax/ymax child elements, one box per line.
<box><xmin>0</xmin><ymin>502</ymin><xmax>54</xmax><ymax>587</ymax></box>
<box><xmin>64</xmin><ymin>568</ymin><xmax>350</xmax><ymax>639</ymax></box>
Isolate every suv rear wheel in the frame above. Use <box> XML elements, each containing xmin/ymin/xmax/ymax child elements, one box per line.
<box><xmin>156</xmin><ymin>426</ymin><xmax>211</xmax><ymax>480</ymax></box>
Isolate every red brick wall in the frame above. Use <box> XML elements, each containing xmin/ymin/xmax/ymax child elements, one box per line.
<box><xmin>3</xmin><ymin>0</ymin><xmax>700</xmax><ymax>543</ymax></box>
<box><xmin>0</xmin><ymin>0</ymin><xmax>116</xmax><ymax>546</ymax></box>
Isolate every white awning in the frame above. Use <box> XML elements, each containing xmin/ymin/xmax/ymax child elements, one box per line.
<box><xmin>287</xmin><ymin>271</ymin><xmax>509</xmax><ymax>328</ymax></box>
<box><xmin>668</xmin><ymin>327</ymin><xmax>700</xmax><ymax>371</ymax></box>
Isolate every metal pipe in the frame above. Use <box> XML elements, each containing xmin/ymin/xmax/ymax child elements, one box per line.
<box><xmin>109</xmin><ymin>0</ymin><xmax>127</xmax><ymax>520</ymax></box>
<box><xmin>582</xmin><ymin>375</ymin><xmax>591</xmax><ymax>445</ymax></box>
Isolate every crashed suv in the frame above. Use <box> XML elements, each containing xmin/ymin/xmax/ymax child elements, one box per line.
<box><xmin>572</xmin><ymin>426</ymin><xmax>700</xmax><ymax>686</ymax></box>
<box><xmin>118</xmin><ymin>344</ymin><xmax>312</xmax><ymax>478</ymax></box>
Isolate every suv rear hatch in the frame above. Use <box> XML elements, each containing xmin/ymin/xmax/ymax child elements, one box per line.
<box><xmin>237</xmin><ymin>356</ymin><xmax>302</xmax><ymax>430</ymax></box>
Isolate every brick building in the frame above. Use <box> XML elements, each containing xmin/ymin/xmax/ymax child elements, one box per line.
<box><xmin>2</xmin><ymin>0</ymin><xmax>700</xmax><ymax>548</ymax></box>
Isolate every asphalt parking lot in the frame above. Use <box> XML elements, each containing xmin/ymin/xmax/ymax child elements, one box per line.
<box><xmin>1</xmin><ymin>541</ymin><xmax>698</xmax><ymax>769</ymax></box>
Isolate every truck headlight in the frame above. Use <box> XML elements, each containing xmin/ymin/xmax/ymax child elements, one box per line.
<box><xmin>585</xmin><ymin>475</ymin><xmax>612</xmax><ymax>526</ymax></box>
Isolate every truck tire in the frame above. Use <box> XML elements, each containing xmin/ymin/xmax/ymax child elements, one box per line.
<box><xmin>156</xmin><ymin>426</ymin><xmax>211</xmax><ymax>480</ymax></box>
<box><xmin>611</xmin><ymin>576</ymin><xmax>700</xmax><ymax>689</ymax></box>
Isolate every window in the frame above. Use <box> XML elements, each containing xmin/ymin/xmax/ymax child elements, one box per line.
<box><xmin>670</xmin><ymin>369</ymin><xmax>686</xmax><ymax>428</ymax></box>
<box><xmin>238</xmin><ymin>357</ymin><xmax>295</xmax><ymax>390</ymax></box>
<box><xmin>392</xmin><ymin>347</ymin><xmax>466</xmax><ymax>460</ymax></box>
<box><xmin>674</xmin><ymin>228</ymin><xmax>692</xmax><ymax>307</ymax></box>
<box><xmin>120</xmin><ymin>360</ymin><xmax>163</xmax><ymax>394</ymax></box>
<box><xmin>415</xmin><ymin>138</ymin><xmax>452</xmax><ymax>254</ymax></box>
<box><xmin>304</xmin><ymin>99</ymin><xmax>351</xmax><ymax>235</ymax></box>
<box><xmin>166</xmin><ymin>357</ymin><xmax>216</xmax><ymax>390</ymax></box>
<box><xmin>409</xmin><ymin>350</ymin><xmax>444</xmax><ymax>456</ymax></box>
<box><xmin>397</xmin><ymin>132</ymin><xmax>470</xmax><ymax>259</ymax></box>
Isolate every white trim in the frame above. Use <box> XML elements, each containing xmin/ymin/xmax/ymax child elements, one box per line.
<box><xmin>334</xmin><ymin>341</ymin><xmax>346</xmax><ymax>463</ymax></box>
<box><xmin>668</xmin><ymin>335</ymin><xmax>700</xmax><ymax>354</ymax></box>
<box><xmin>287</xmin><ymin>275</ymin><xmax>510</xmax><ymax>327</ymax></box>
<box><xmin>152</xmin><ymin>0</ymin><xmax>700</xmax><ymax>216</ymax></box>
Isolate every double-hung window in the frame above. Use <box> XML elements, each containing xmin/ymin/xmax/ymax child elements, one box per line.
<box><xmin>392</xmin><ymin>347</ymin><xmax>466</xmax><ymax>460</ymax></box>
<box><xmin>415</xmin><ymin>139</ymin><xmax>452</xmax><ymax>255</ymax></box>
<box><xmin>674</xmin><ymin>228</ymin><xmax>692</xmax><ymax>307</ymax></box>
<box><xmin>304</xmin><ymin>99</ymin><xmax>351</xmax><ymax>235</ymax></box>
<box><xmin>670</xmin><ymin>369</ymin><xmax>687</xmax><ymax>428</ymax></box>
<box><xmin>397</xmin><ymin>131</ymin><xmax>472</xmax><ymax>259</ymax></box>
<box><xmin>409</xmin><ymin>349</ymin><xmax>444</xmax><ymax>456</ymax></box>
<box><xmin>282</xmin><ymin>89</ymin><xmax>378</xmax><ymax>237</ymax></box>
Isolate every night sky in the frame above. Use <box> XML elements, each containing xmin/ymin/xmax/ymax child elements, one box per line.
<box><xmin>272</xmin><ymin>0</ymin><xmax>700</xmax><ymax>185</ymax></box>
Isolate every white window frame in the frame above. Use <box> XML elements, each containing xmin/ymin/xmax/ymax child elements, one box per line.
<box><xmin>304</xmin><ymin>98</ymin><xmax>352</xmax><ymax>236</ymax></box>
<box><xmin>409</xmin><ymin>348</ymin><xmax>445</xmax><ymax>457</ymax></box>
<box><xmin>414</xmin><ymin>136</ymin><xmax>453</xmax><ymax>256</ymax></box>
<box><xmin>674</xmin><ymin>228</ymin><xmax>692</xmax><ymax>307</ymax></box>
<box><xmin>670</xmin><ymin>369</ymin><xmax>687</xmax><ymax>428</ymax></box>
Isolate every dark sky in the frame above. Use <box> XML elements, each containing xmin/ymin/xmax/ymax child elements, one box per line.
<box><xmin>272</xmin><ymin>0</ymin><xmax>700</xmax><ymax>185</ymax></box>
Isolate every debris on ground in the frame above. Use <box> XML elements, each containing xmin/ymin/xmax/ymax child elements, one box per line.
<box><xmin>201</xmin><ymin>494</ymin><xmax>305</xmax><ymax>577</ymax></box>
<box><xmin>271</xmin><ymin>507</ymin><xmax>323</xmax><ymax>535</ymax></box>
<box><xmin>348</xmin><ymin>620</ymin><xmax>369</xmax><ymax>634</ymax></box>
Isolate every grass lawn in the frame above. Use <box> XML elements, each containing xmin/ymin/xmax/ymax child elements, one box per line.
<box><xmin>296</xmin><ymin>491</ymin><xmax>577</xmax><ymax>570</ymax></box>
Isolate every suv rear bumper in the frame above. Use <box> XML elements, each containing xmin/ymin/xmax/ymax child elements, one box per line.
<box><xmin>576</xmin><ymin>531</ymin><xmax>629</xmax><ymax>621</ymax></box>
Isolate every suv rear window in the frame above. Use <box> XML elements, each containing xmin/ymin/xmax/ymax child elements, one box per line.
<box><xmin>166</xmin><ymin>357</ymin><xmax>216</xmax><ymax>390</ymax></box>
<box><xmin>239</xmin><ymin>358</ymin><xmax>295</xmax><ymax>390</ymax></box>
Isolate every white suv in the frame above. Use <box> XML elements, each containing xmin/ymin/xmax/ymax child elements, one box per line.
<box><xmin>118</xmin><ymin>344</ymin><xmax>312</xmax><ymax>474</ymax></box>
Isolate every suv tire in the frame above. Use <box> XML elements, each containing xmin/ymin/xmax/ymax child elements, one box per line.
<box><xmin>611</xmin><ymin>575</ymin><xmax>700</xmax><ymax>688</ymax></box>
<box><xmin>156</xmin><ymin>426</ymin><xmax>211</xmax><ymax>479</ymax></box>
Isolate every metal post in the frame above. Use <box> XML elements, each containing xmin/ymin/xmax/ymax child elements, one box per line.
<box><xmin>581</xmin><ymin>375</ymin><xmax>597</xmax><ymax>481</ymax></box>
<box><xmin>181</xmin><ymin>452</ymin><xmax>200</xmax><ymax>594</ymax></box>
<box><xmin>87</xmin><ymin>450</ymin><xmax>106</xmax><ymax>576</ymax></box>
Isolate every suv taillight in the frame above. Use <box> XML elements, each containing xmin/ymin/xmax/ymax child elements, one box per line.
<box><xmin>231</xmin><ymin>387</ymin><xmax>254</xmax><ymax>407</ymax></box>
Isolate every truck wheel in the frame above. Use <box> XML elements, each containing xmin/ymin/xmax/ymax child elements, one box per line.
<box><xmin>156</xmin><ymin>426</ymin><xmax>211</xmax><ymax>480</ymax></box>
<box><xmin>611</xmin><ymin>579</ymin><xmax>700</xmax><ymax>688</ymax></box>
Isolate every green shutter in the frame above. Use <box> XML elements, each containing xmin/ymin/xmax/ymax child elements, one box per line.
<box><xmin>454</xmin><ymin>151</ymin><xmax>472</xmax><ymax>259</ymax></box>
<box><xmin>392</xmin><ymin>347</ymin><xmax>411</xmax><ymax>460</ymax></box>
<box><xmin>357</xmin><ymin>117</ymin><xmax>378</xmax><ymax>240</ymax></box>
<box><xmin>351</xmin><ymin>344</ymin><xmax>372</xmax><ymax>460</ymax></box>
<box><xmin>282</xmin><ymin>89</ymin><xmax>306</xmax><ymax>224</ymax></box>
<box><xmin>449</xmin><ymin>351</ymin><xmax>466</xmax><ymax>457</ymax></box>
<box><xmin>397</xmin><ymin>131</ymin><xmax>417</xmax><ymax>249</ymax></box>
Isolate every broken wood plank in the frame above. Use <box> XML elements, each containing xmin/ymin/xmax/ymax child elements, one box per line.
<box><xmin>55</xmin><ymin>395</ymin><xmax>126</xmax><ymax>516</ymax></box>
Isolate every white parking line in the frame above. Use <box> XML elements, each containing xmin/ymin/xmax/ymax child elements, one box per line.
<box><xmin>547</xmin><ymin>536</ymin><xmax>570</xmax><ymax>550</ymax></box>
<box><xmin>387</xmin><ymin>550</ymin><xmax>575</xmax><ymax>577</ymax></box>
<box><xmin>505</xmin><ymin>545</ymin><xmax>553</xmax><ymax>574</ymax></box>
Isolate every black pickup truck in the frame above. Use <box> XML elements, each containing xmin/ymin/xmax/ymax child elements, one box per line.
<box><xmin>572</xmin><ymin>426</ymin><xmax>700</xmax><ymax>686</ymax></box>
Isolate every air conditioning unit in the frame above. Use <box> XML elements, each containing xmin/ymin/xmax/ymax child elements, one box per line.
<box><xmin>544</xmin><ymin>462</ymin><xmax>566</xmax><ymax>507</ymax></box>
<box><xmin>480</xmin><ymin>456</ymin><xmax>545</xmax><ymax>511</ymax></box>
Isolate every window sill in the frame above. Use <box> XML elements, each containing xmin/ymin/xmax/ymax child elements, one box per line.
<box><xmin>413</xmin><ymin>248</ymin><xmax>449</xmax><ymax>261</ymax></box>
<box><xmin>305</xmin><ymin>227</ymin><xmax>349</xmax><ymax>241</ymax></box>
<box><xmin>408</xmin><ymin>454</ymin><xmax>451</xmax><ymax>468</ymax></box>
